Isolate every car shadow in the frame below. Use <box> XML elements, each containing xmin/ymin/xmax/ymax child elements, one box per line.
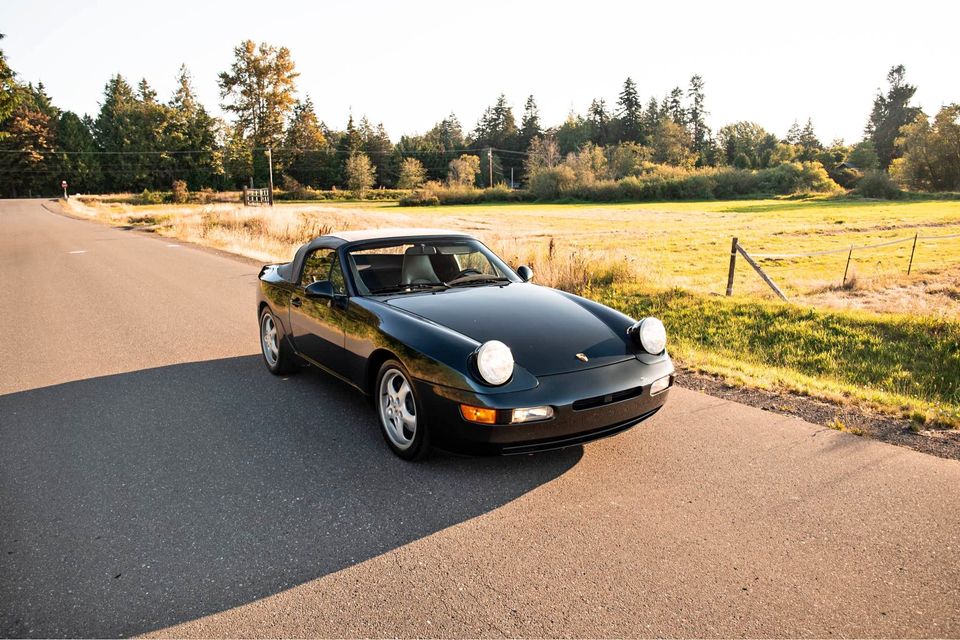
<box><xmin>0</xmin><ymin>356</ymin><xmax>582</xmax><ymax>637</ymax></box>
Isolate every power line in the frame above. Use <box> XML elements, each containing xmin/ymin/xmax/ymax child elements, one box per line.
<box><xmin>0</xmin><ymin>146</ymin><xmax>533</xmax><ymax>157</ymax></box>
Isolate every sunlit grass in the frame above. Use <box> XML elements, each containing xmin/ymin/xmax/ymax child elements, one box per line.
<box><xmin>593</xmin><ymin>285</ymin><xmax>960</xmax><ymax>428</ymax></box>
<box><xmin>66</xmin><ymin>195</ymin><xmax>960</xmax><ymax>424</ymax></box>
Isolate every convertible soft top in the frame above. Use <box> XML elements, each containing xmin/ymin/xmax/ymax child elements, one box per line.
<box><xmin>275</xmin><ymin>228</ymin><xmax>474</xmax><ymax>283</ymax></box>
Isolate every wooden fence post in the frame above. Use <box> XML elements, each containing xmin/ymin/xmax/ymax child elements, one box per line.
<box><xmin>726</xmin><ymin>237</ymin><xmax>738</xmax><ymax>296</ymax></box>
<box><xmin>907</xmin><ymin>233</ymin><xmax>918</xmax><ymax>274</ymax></box>
<box><xmin>736</xmin><ymin>243</ymin><xmax>789</xmax><ymax>301</ymax></box>
<box><xmin>842</xmin><ymin>245</ymin><xmax>853</xmax><ymax>287</ymax></box>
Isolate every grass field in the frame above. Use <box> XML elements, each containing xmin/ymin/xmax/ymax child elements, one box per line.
<box><xmin>66</xmin><ymin>195</ymin><xmax>960</xmax><ymax>427</ymax></box>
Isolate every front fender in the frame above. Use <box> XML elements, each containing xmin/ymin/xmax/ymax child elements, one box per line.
<box><xmin>351</xmin><ymin>298</ymin><xmax>538</xmax><ymax>395</ymax></box>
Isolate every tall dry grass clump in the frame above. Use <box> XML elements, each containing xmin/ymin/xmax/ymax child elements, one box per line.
<box><xmin>488</xmin><ymin>235</ymin><xmax>642</xmax><ymax>294</ymax></box>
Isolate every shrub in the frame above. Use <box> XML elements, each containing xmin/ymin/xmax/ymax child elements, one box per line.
<box><xmin>572</xmin><ymin>179</ymin><xmax>622</xmax><ymax>202</ymax></box>
<box><xmin>855</xmin><ymin>170</ymin><xmax>903</xmax><ymax>199</ymax></box>
<box><xmin>482</xmin><ymin>183</ymin><xmax>517</xmax><ymax>201</ymax></box>
<box><xmin>171</xmin><ymin>180</ymin><xmax>189</xmax><ymax>204</ymax></box>
<box><xmin>830</xmin><ymin>166</ymin><xmax>863</xmax><ymax>190</ymax></box>
<box><xmin>140</xmin><ymin>189</ymin><xmax>165</xmax><ymax>205</ymax></box>
<box><xmin>197</xmin><ymin>187</ymin><xmax>215</xmax><ymax>204</ymax></box>
<box><xmin>796</xmin><ymin>161</ymin><xmax>842</xmax><ymax>194</ymax></box>
<box><xmin>713</xmin><ymin>168</ymin><xmax>757</xmax><ymax>198</ymax></box>
<box><xmin>529</xmin><ymin>166</ymin><xmax>576</xmax><ymax>200</ymax></box>
<box><xmin>281</xmin><ymin>175</ymin><xmax>312</xmax><ymax>200</ymax></box>
<box><xmin>433</xmin><ymin>184</ymin><xmax>484</xmax><ymax>205</ymax></box>
<box><xmin>399</xmin><ymin>190</ymin><xmax>440</xmax><ymax>207</ymax></box>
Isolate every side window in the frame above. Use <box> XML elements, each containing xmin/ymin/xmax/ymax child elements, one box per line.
<box><xmin>329</xmin><ymin>255</ymin><xmax>347</xmax><ymax>295</ymax></box>
<box><xmin>301</xmin><ymin>249</ymin><xmax>334</xmax><ymax>285</ymax></box>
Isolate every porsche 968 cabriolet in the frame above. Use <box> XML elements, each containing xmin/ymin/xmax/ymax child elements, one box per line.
<box><xmin>257</xmin><ymin>228</ymin><xmax>673</xmax><ymax>460</ymax></box>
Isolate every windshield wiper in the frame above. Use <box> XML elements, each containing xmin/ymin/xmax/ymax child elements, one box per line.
<box><xmin>445</xmin><ymin>275</ymin><xmax>511</xmax><ymax>287</ymax></box>
<box><xmin>369</xmin><ymin>282</ymin><xmax>448</xmax><ymax>295</ymax></box>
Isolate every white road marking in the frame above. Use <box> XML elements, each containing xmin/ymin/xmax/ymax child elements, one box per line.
<box><xmin>68</xmin><ymin>250</ymin><xmax>87</xmax><ymax>254</ymax></box>
<box><xmin>166</xmin><ymin>244</ymin><xmax>180</xmax><ymax>248</ymax></box>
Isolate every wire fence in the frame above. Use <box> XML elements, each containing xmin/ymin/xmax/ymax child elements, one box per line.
<box><xmin>726</xmin><ymin>230</ymin><xmax>960</xmax><ymax>299</ymax></box>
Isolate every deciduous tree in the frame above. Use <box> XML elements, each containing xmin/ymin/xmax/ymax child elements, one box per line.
<box><xmin>891</xmin><ymin>105</ymin><xmax>960</xmax><ymax>191</ymax></box>
<box><xmin>523</xmin><ymin>135</ymin><xmax>561</xmax><ymax>178</ymax></box>
<box><xmin>717</xmin><ymin>121</ymin><xmax>778</xmax><ymax>168</ymax></box>
<box><xmin>345</xmin><ymin>151</ymin><xmax>375</xmax><ymax>197</ymax></box>
<box><xmin>651</xmin><ymin>119</ymin><xmax>694</xmax><ymax>167</ymax></box>
<box><xmin>447</xmin><ymin>154</ymin><xmax>480</xmax><ymax>186</ymax></box>
<box><xmin>397</xmin><ymin>157</ymin><xmax>427</xmax><ymax>189</ymax></box>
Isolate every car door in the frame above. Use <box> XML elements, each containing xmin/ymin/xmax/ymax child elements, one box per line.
<box><xmin>289</xmin><ymin>248</ymin><xmax>348</xmax><ymax>375</ymax></box>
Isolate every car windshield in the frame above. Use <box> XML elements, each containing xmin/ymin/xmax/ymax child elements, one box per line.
<box><xmin>346</xmin><ymin>238</ymin><xmax>520</xmax><ymax>295</ymax></box>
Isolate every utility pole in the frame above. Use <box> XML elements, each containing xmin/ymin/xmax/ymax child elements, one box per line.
<box><xmin>266</xmin><ymin>147</ymin><xmax>275</xmax><ymax>207</ymax></box>
<box><xmin>487</xmin><ymin>148</ymin><xmax>493</xmax><ymax>188</ymax></box>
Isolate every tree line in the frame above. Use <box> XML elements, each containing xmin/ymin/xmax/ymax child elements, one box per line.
<box><xmin>1</xmin><ymin>35</ymin><xmax>957</xmax><ymax>198</ymax></box>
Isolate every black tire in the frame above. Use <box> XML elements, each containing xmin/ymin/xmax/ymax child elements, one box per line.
<box><xmin>259</xmin><ymin>307</ymin><xmax>299</xmax><ymax>375</ymax></box>
<box><xmin>375</xmin><ymin>359</ymin><xmax>431</xmax><ymax>461</ymax></box>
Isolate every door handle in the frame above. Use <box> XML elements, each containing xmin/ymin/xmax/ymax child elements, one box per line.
<box><xmin>291</xmin><ymin>297</ymin><xmax>302</xmax><ymax>308</ymax></box>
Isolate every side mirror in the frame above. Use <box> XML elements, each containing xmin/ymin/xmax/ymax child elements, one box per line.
<box><xmin>304</xmin><ymin>280</ymin><xmax>334</xmax><ymax>299</ymax></box>
<box><xmin>516</xmin><ymin>265</ymin><xmax>534</xmax><ymax>282</ymax></box>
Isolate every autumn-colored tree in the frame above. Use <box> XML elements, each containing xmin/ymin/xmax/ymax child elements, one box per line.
<box><xmin>447</xmin><ymin>154</ymin><xmax>480</xmax><ymax>186</ymax></box>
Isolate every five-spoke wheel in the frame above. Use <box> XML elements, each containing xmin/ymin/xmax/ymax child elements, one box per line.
<box><xmin>376</xmin><ymin>360</ymin><xmax>430</xmax><ymax>459</ymax></box>
<box><xmin>259</xmin><ymin>307</ymin><xmax>299</xmax><ymax>375</ymax></box>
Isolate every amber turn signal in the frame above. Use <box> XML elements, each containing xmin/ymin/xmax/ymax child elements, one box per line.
<box><xmin>460</xmin><ymin>404</ymin><xmax>498</xmax><ymax>424</ymax></box>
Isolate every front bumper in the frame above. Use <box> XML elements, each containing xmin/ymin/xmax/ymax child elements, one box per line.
<box><xmin>415</xmin><ymin>356</ymin><xmax>674</xmax><ymax>455</ymax></box>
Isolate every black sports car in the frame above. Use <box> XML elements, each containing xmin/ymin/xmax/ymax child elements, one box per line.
<box><xmin>257</xmin><ymin>228</ymin><xmax>673</xmax><ymax>460</ymax></box>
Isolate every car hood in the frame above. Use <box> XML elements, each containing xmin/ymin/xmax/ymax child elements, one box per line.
<box><xmin>384</xmin><ymin>283</ymin><xmax>636</xmax><ymax>376</ymax></box>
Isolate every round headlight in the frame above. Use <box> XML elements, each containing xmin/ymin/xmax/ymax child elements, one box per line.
<box><xmin>476</xmin><ymin>340</ymin><xmax>514</xmax><ymax>385</ymax></box>
<box><xmin>631</xmin><ymin>317</ymin><xmax>667</xmax><ymax>354</ymax></box>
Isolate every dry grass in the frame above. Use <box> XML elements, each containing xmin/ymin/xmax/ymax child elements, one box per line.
<box><xmin>68</xmin><ymin>195</ymin><xmax>960</xmax><ymax>315</ymax></box>
<box><xmin>65</xmin><ymin>195</ymin><xmax>960</xmax><ymax>427</ymax></box>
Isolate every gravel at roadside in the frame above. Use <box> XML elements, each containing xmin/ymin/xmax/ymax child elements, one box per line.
<box><xmin>677</xmin><ymin>367</ymin><xmax>960</xmax><ymax>461</ymax></box>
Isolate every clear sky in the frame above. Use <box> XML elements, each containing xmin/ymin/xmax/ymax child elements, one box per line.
<box><xmin>2</xmin><ymin>0</ymin><xmax>957</xmax><ymax>144</ymax></box>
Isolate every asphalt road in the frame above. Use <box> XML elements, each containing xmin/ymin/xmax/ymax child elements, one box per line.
<box><xmin>1</xmin><ymin>199</ymin><xmax>958</xmax><ymax>638</ymax></box>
